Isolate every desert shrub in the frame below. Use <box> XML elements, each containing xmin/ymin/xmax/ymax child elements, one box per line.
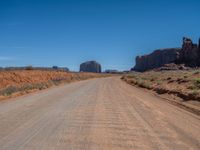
<box><xmin>155</xmin><ymin>80</ymin><xmax>162</xmax><ymax>85</ymax></box>
<box><xmin>195</xmin><ymin>78</ymin><xmax>200</xmax><ymax>83</ymax></box>
<box><xmin>51</xmin><ymin>80</ymin><xmax>61</xmax><ymax>85</ymax></box>
<box><xmin>35</xmin><ymin>83</ymin><xmax>48</xmax><ymax>90</ymax></box>
<box><xmin>136</xmin><ymin>81</ymin><xmax>152</xmax><ymax>89</ymax></box>
<box><xmin>150</xmin><ymin>76</ymin><xmax>158</xmax><ymax>82</ymax></box>
<box><xmin>121</xmin><ymin>76</ymin><xmax>125</xmax><ymax>80</ymax></box>
<box><xmin>193</xmin><ymin>71</ymin><xmax>200</xmax><ymax>75</ymax></box>
<box><xmin>0</xmin><ymin>86</ymin><xmax>18</xmax><ymax>96</ymax></box>
<box><xmin>194</xmin><ymin>78</ymin><xmax>200</xmax><ymax>89</ymax></box>
<box><xmin>126</xmin><ymin>74</ymin><xmax>136</xmax><ymax>78</ymax></box>
<box><xmin>176</xmin><ymin>78</ymin><xmax>182</xmax><ymax>82</ymax></box>
<box><xmin>190</xmin><ymin>90</ymin><xmax>199</xmax><ymax>96</ymax></box>
<box><xmin>187</xmin><ymin>85</ymin><xmax>196</xmax><ymax>90</ymax></box>
<box><xmin>21</xmin><ymin>84</ymin><xmax>35</xmax><ymax>91</ymax></box>
<box><xmin>0</xmin><ymin>83</ymin><xmax>49</xmax><ymax>96</ymax></box>
<box><xmin>51</xmin><ymin>77</ymin><xmax>67</xmax><ymax>85</ymax></box>
<box><xmin>150</xmin><ymin>78</ymin><xmax>154</xmax><ymax>82</ymax></box>
<box><xmin>166</xmin><ymin>77</ymin><xmax>172</xmax><ymax>80</ymax></box>
<box><xmin>21</xmin><ymin>83</ymin><xmax>47</xmax><ymax>91</ymax></box>
<box><xmin>141</xmin><ymin>77</ymin><xmax>149</xmax><ymax>80</ymax></box>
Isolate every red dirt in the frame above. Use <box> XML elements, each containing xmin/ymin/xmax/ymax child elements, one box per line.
<box><xmin>0</xmin><ymin>70</ymin><xmax>109</xmax><ymax>100</ymax></box>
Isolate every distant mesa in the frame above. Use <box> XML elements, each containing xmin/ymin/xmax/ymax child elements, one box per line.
<box><xmin>105</xmin><ymin>69</ymin><xmax>119</xmax><ymax>74</ymax></box>
<box><xmin>132</xmin><ymin>37</ymin><xmax>200</xmax><ymax>72</ymax></box>
<box><xmin>80</xmin><ymin>61</ymin><xmax>101</xmax><ymax>73</ymax></box>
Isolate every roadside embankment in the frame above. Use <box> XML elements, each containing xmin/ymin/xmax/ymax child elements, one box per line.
<box><xmin>0</xmin><ymin>70</ymin><xmax>110</xmax><ymax>100</ymax></box>
<box><xmin>121</xmin><ymin>70</ymin><xmax>200</xmax><ymax>115</ymax></box>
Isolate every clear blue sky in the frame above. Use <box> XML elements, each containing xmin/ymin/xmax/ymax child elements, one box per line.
<box><xmin>0</xmin><ymin>0</ymin><xmax>200</xmax><ymax>71</ymax></box>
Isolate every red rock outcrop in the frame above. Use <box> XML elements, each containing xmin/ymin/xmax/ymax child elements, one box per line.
<box><xmin>133</xmin><ymin>48</ymin><xmax>181</xmax><ymax>72</ymax></box>
<box><xmin>133</xmin><ymin>37</ymin><xmax>200</xmax><ymax>72</ymax></box>
<box><xmin>176</xmin><ymin>37</ymin><xmax>200</xmax><ymax>66</ymax></box>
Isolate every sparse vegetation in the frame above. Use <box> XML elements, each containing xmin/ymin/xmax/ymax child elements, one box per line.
<box><xmin>193</xmin><ymin>71</ymin><xmax>200</xmax><ymax>75</ymax></box>
<box><xmin>0</xmin><ymin>83</ymin><xmax>47</xmax><ymax>96</ymax></box>
<box><xmin>194</xmin><ymin>78</ymin><xmax>200</xmax><ymax>89</ymax></box>
<box><xmin>0</xmin><ymin>70</ymin><xmax>110</xmax><ymax>100</ymax></box>
<box><xmin>0</xmin><ymin>86</ymin><xmax>18</xmax><ymax>96</ymax></box>
<box><xmin>134</xmin><ymin>80</ymin><xmax>152</xmax><ymax>89</ymax></box>
<box><xmin>190</xmin><ymin>90</ymin><xmax>199</xmax><ymax>97</ymax></box>
<box><xmin>122</xmin><ymin>70</ymin><xmax>200</xmax><ymax>101</ymax></box>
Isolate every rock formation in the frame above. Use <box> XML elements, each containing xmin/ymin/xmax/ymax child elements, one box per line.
<box><xmin>133</xmin><ymin>37</ymin><xmax>200</xmax><ymax>72</ymax></box>
<box><xmin>133</xmin><ymin>48</ymin><xmax>181</xmax><ymax>72</ymax></box>
<box><xmin>80</xmin><ymin>61</ymin><xmax>101</xmax><ymax>73</ymax></box>
<box><xmin>176</xmin><ymin>37</ymin><xmax>200</xmax><ymax>66</ymax></box>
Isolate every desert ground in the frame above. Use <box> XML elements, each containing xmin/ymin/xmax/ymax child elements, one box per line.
<box><xmin>122</xmin><ymin>70</ymin><xmax>200</xmax><ymax>115</ymax></box>
<box><xmin>0</xmin><ymin>76</ymin><xmax>199</xmax><ymax>150</ymax></box>
<box><xmin>0</xmin><ymin>70</ymin><xmax>109</xmax><ymax>100</ymax></box>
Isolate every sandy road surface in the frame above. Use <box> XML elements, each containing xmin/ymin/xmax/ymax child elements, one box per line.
<box><xmin>0</xmin><ymin>77</ymin><xmax>200</xmax><ymax>150</ymax></box>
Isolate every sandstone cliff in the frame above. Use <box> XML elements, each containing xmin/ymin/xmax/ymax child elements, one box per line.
<box><xmin>176</xmin><ymin>37</ymin><xmax>200</xmax><ymax>66</ymax></box>
<box><xmin>133</xmin><ymin>37</ymin><xmax>200</xmax><ymax>72</ymax></box>
<box><xmin>133</xmin><ymin>48</ymin><xmax>181</xmax><ymax>72</ymax></box>
<box><xmin>80</xmin><ymin>61</ymin><xmax>101</xmax><ymax>73</ymax></box>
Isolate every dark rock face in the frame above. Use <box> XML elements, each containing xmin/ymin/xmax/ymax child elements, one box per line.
<box><xmin>176</xmin><ymin>37</ymin><xmax>200</xmax><ymax>67</ymax></box>
<box><xmin>133</xmin><ymin>37</ymin><xmax>200</xmax><ymax>72</ymax></box>
<box><xmin>80</xmin><ymin>61</ymin><xmax>101</xmax><ymax>73</ymax></box>
<box><xmin>199</xmin><ymin>38</ymin><xmax>200</xmax><ymax>49</ymax></box>
<box><xmin>133</xmin><ymin>48</ymin><xmax>181</xmax><ymax>72</ymax></box>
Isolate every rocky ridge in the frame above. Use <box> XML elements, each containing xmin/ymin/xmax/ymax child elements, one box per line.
<box><xmin>133</xmin><ymin>37</ymin><xmax>200</xmax><ymax>72</ymax></box>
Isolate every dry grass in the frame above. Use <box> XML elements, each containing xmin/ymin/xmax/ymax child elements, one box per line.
<box><xmin>122</xmin><ymin>70</ymin><xmax>200</xmax><ymax>101</ymax></box>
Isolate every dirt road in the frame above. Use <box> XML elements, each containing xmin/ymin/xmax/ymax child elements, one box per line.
<box><xmin>0</xmin><ymin>77</ymin><xmax>200</xmax><ymax>150</ymax></box>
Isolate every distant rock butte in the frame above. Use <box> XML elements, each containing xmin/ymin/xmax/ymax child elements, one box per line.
<box><xmin>80</xmin><ymin>61</ymin><xmax>101</xmax><ymax>73</ymax></box>
<box><xmin>133</xmin><ymin>37</ymin><xmax>200</xmax><ymax>72</ymax></box>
